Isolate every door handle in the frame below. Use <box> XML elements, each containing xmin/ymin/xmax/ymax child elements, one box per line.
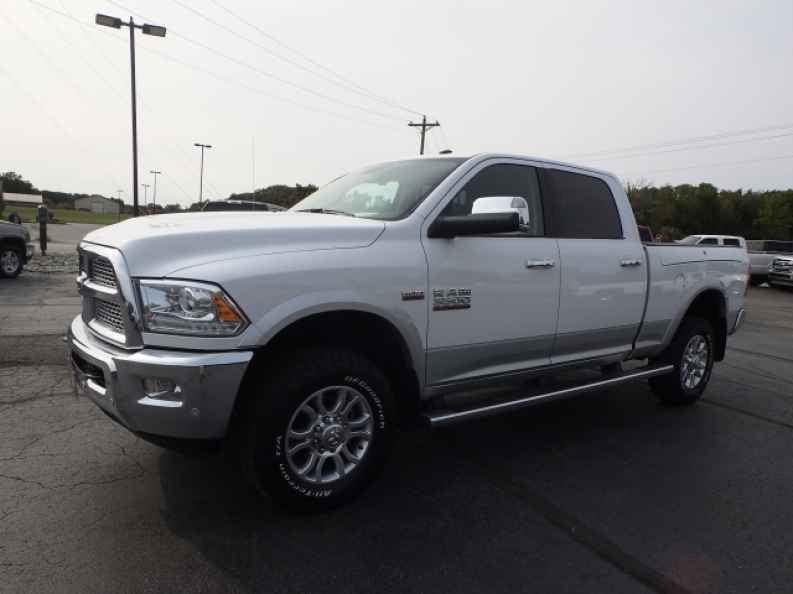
<box><xmin>526</xmin><ymin>259</ymin><xmax>556</xmax><ymax>269</ymax></box>
<box><xmin>620</xmin><ymin>258</ymin><xmax>642</xmax><ymax>267</ymax></box>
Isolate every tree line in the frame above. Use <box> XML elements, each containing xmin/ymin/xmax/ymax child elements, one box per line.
<box><xmin>627</xmin><ymin>182</ymin><xmax>793</xmax><ymax>240</ymax></box>
<box><xmin>4</xmin><ymin>169</ymin><xmax>792</xmax><ymax>240</ymax></box>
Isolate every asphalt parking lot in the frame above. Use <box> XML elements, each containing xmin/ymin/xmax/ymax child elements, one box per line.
<box><xmin>1</xmin><ymin>273</ymin><xmax>792</xmax><ymax>593</ymax></box>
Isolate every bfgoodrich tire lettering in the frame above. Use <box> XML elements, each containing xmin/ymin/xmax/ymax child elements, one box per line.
<box><xmin>240</xmin><ymin>348</ymin><xmax>396</xmax><ymax>511</ymax></box>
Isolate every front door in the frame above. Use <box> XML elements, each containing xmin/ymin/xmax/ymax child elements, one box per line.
<box><xmin>422</xmin><ymin>161</ymin><xmax>561</xmax><ymax>386</ymax></box>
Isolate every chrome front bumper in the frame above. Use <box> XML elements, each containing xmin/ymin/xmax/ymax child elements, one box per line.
<box><xmin>66</xmin><ymin>316</ymin><xmax>252</xmax><ymax>439</ymax></box>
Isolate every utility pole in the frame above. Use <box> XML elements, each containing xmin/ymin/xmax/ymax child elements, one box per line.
<box><xmin>95</xmin><ymin>14</ymin><xmax>166</xmax><ymax>217</ymax></box>
<box><xmin>142</xmin><ymin>183</ymin><xmax>150</xmax><ymax>212</ymax></box>
<box><xmin>408</xmin><ymin>115</ymin><xmax>440</xmax><ymax>155</ymax></box>
<box><xmin>194</xmin><ymin>143</ymin><xmax>212</xmax><ymax>203</ymax></box>
<box><xmin>149</xmin><ymin>170</ymin><xmax>161</xmax><ymax>209</ymax></box>
<box><xmin>116</xmin><ymin>189</ymin><xmax>124</xmax><ymax>221</ymax></box>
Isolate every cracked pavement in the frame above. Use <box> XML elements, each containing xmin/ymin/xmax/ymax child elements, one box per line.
<box><xmin>2</xmin><ymin>273</ymin><xmax>793</xmax><ymax>593</ymax></box>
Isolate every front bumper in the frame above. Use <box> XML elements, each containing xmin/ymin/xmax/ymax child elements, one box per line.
<box><xmin>66</xmin><ymin>316</ymin><xmax>252</xmax><ymax>439</ymax></box>
<box><xmin>769</xmin><ymin>273</ymin><xmax>793</xmax><ymax>287</ymax></box>
<box><xmin>25</xmin><ymin>242</ymin><xmax>34</xmax><ymax>262</ymax></box>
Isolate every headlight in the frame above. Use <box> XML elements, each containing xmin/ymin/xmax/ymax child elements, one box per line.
<box><xmin>136</xmin><ymin>280</ymin><xmax>248</xmax><ymax>336</ymax></box>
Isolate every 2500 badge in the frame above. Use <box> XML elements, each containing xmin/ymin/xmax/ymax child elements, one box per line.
<box><xmin>433</xmin><ymin>287</ymin><xmax>472</xmax><ymax>311</ymax></box>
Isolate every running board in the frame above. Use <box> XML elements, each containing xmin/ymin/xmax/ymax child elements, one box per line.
<box><xmin>425</xmin><ymin>364</ymin><xmax>675</xmax><ymax>427</ymax></box>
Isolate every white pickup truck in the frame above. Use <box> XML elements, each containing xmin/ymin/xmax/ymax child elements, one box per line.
<box><xmin>67</xmin><ymin>154</ymin><xmax>748</xmax><ymax>509</ymax></box>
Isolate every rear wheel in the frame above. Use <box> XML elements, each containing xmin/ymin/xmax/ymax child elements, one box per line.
<box><xmin>0</xmin><ymin>245</ymin><xmax>23</xmax><ymax>278</ymax></box>
<box><xmin>238</xmin><ymin>347</ymin><xmax>396</xmax><ymax>511</ymax></box>
<box><xmin>649</xmin><ymin>316</ymin><xmax>715</xmax><ymax>405</ymax></box>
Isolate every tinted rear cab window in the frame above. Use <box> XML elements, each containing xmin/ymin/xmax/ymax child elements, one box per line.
<box><xmin>542</xmin><ymin>169</ymin><xmax>622</xmax><ymax>239</ymax></box>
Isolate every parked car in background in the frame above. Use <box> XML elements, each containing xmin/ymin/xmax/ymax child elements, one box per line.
<box><xmin>0</xmin><ymin>219</ymin><xmax>34</xmax><ymax>278</ymax></box>
<box><xmin>746</xmin><ymin>240</ymin><xmax>793</xmax><ymax>286</ymax></box>
<box><xmin>202</xmin><ymin>200</ymin><xmax>285</xmax><ymax>212</ymax></box>
<box><xmin>67</xmin><ymin>153</ymin><xmax>748</xmax><ymax>510</ymax></box>
<box><xmin>768</xmin><ymin>256</ymin><xmax>793</xmax><ymax>290</ymax></box>
<box><xmin>678</xmin><ymin>234</ymin><xmax>746</xmax><ymax>248</ymax></box>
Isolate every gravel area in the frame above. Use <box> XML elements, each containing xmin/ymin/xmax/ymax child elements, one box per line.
<box><xmin>24</xmin><ymin>254</ymin><xmax>79</xmax><ymax>274</ymax></box>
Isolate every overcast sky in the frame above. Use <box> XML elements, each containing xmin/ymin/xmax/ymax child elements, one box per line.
<box><xmin>1</xmin><ymin>0</ymin><xmax>791</xmax><ymax>207</ymax></box>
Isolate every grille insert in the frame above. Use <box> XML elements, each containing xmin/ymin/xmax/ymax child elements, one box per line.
<box><xmin>94</xmin><ymin>299</ymin><xmax>125</xmax><ymax>334</ymax></box>
<box><xmin>90</xmin><ymin>257</ymin><xmax>117</xmax><ymax>288</ymax></box>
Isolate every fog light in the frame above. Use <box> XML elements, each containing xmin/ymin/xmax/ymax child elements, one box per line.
<box><xmin>142</xmin><ymin>377</ymin><xmax>178</xmax><ymax>398</ymax></box>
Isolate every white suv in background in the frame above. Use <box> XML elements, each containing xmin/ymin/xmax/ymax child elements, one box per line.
<box><xmin>678</xmin><ymin>235</ymin><xmax>746</xmax><ymax>248</ymax></box>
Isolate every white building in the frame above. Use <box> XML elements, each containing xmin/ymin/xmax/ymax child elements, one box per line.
<box><xmin>74</xmin><ymin>195</ymin><xmax>120</xmax><ymax>215</ymax></box>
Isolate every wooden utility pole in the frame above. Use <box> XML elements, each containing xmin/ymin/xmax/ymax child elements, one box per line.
<box><xmin>408</xmin><ymin>115</ymin><xmax>440</xmax><ymax>155</ymax></box>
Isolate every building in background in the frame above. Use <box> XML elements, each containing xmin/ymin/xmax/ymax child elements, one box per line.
<box><xmin>1</xmin><ymin>192</ymin><xmax>43</xmax><ymax>208</ymax></box>
<box><xmin>74</xmin><ymin>195</ymin><xmax>120</xmax><ymax>215</ymax></box>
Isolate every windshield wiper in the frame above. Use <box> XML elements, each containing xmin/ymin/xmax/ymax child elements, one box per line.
<box><xmin>296</xmin><ymin>208</ymin><xmax>356</xmax><ymax>217</ymax></box>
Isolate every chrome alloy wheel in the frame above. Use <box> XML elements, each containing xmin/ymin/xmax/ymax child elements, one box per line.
<box><xmin>1</xmin><ymin>249</ymin><xmax>20</xmax><ymax>276</ymax></box>
<box><xmin>680</xmin><ymin>334</ymin><xmax>709</xmax><ymax>390</ymax></box>
<box><xmin>285</xmin><ymin>386</ymin><xmax>374</xmax><ymax>485</ymax></box>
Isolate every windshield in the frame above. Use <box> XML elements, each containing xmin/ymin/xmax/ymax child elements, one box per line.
<box><xmin>291</xmin><ymin>158</ymin><xmax>465</xmax><ymax>220</ymax></box>
<box><xmin>678</xmin><ymin>235</ymin><xmax>702</xmax><ymax>245</ymax></box>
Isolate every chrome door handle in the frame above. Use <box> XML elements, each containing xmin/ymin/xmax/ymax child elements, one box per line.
<box><xmin>620</xmin><ymin>258</ymin><xmax>642</xmax><ymax>267</ymax></box>
<box><xmin>526</xmin><ymin>259</ymin><xmax>555</xmax><ymax>269</ymax></box>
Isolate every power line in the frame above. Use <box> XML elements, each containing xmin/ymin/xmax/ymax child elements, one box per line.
<box><xmin>644</xmin><ymin>153</ymin><xmax>793</xmax><ymax>175</ymax></box>
<box><xmin>204</xmin><ymin>0</ymin><xmax>424</xmax><ymax>117</ymax></box>
<box><xmin>563</xmin><ymin>122</ymin><xmax>793</xmax><ymax>159</ymax></box>
<box><xmin>171</xmin><ymin>0</ymin><xmax>422</xmax><ymax>119</ymax></box>
<box><xmin>106</xmin><ymin>0</ymin><xmax>408</xmax><ymax>123</ymax></box>
<box><xmin>585</xmin><ymin>131</ymin><xmax>793</xmax><ymax>162</ymax></box>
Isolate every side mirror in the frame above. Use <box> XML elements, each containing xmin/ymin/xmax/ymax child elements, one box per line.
<box><xmin>471</xmin><ymin>195</ymin><xmax>530</xmax><ymax>225</ymax></box>
<box><xmin>428</xmin><ymin>212</ymin><xmax>520</xmax><ymax>238</ymax></box>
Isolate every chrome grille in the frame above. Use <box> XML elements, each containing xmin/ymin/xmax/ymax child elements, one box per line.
<box><xmin>94</xmin><ymin>299</ymin><xmax>125</xmax><ymax>334</ymax></box>
<box><xmin>89</xmin><ymin>256</ymin><xmax>117</xmax><ymax>288</ymax></box>
<box><xmin>772</xmin><ymin>258</ymin><xmax>793</xmax><ymax>273</ymax></box>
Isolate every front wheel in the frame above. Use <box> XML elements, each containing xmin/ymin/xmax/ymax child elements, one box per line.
<box><xmin>649</xmin><ymin>316</ymin><xmax>715</xmax><ymax>405</ymax></box>
<box><xmin>0</xmin><ymin>245</ymin><xmax>24</xmax><ymax>278</ymax></box>
<box><xmin>239</xmin><ymin>348</ymin><xmax>396</xmax><ymax>511</ymax></box>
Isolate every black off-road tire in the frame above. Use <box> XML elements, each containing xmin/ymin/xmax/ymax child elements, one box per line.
<box><xmin>0</xmin><ymin>244</ymin><xmax>24</xmax><ymax>279</ymax></box>
<box><xmin>238</xmin><ymin>347</ymin><xmax>396</xmax><ymax>512</ymax></box>
<box><xmin>649</xmin><ymin>316</ymin><xmax>715</xmax><ymax>405</ymax></box>
<box><xmin>748</xmin><ymin>276</ymin><xmax>764</xmax><ymax>287</ymax></box>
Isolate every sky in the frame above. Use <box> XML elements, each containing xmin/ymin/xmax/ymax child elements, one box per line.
<box><xmin>1</xmin><ymin>0</ymin><xmax>792</xmax><ymax>208</ymax></box>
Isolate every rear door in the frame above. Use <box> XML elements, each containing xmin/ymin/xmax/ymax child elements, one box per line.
<box><xmin>422</xmin><ymin>161</ymin><xmax>560</xmax><ymax>386</ymax></box>
<box><xmin>541</xmin><ymin>168</ymin><xmax>647</xmax><ymax>364</ymax></box>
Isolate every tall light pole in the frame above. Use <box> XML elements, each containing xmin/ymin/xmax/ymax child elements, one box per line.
<box><xmin>194</xmin><ymin>143</ymin><xmax>212</xmax><ymax>203</ymax></box>
<box><xmin>116</xmin><ymin>189</ymin><xmax>124</xmax><ymax>221</ymax></box>
<box><xmin>142</xmin><ymin>183</ymin><xmax>150</xmax><ymax>212</ymax></box>
<box><xmin>96</xmin><ymin>14</ymin><xmax>166</xmax><ymax>217</ymax></box>
<box><xmin>149</xmin><ymin>170</ymin><xmax>161</xmax><ymax>209</ymax></box>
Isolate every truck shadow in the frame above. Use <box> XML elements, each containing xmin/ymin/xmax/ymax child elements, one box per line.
<box><xmin>156</xmin><ymin>384</ymin><xmax>707</xmax><ymax>592</ymax></box>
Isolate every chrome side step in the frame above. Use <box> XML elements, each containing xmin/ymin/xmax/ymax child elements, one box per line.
<box><xmin>425</xmin><ymin>364</ymin><xmax>675</xmax><ymax>427</ymax></box>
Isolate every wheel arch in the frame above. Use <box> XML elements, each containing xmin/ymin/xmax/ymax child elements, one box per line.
<box><xmin>232</xmin><ymin>308</ymin><xmax>423</xmax><ymax>431</ymax></box>
<box><xmin>671</xmin><ymin>288</ymin><xmax>728</xmax><ymax>361</ymax></box>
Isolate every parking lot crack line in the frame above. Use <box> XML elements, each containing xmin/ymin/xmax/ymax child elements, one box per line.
<box><xmin>702</xmin><ymin>398</ymin><xmax>793</xmax><ymax>431</ymax></box>
<box><xmin>444</xmin><ymin>436</ymin><xmax>693</xmax><ymax>594</ymax></box>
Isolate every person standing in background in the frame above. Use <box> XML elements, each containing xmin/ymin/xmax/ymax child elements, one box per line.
<box><xmin>36</xmin><ymin>203</ymin><xmax>48</xmax><ymax>255</ymax></box>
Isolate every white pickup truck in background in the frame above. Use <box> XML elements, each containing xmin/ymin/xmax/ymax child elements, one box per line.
<box><xmin>67</xmin><ymin>153</ymin><xmax>749</xmax><ymax>510</ymax></box>
<box><xmin>747</xmin><ymin>240</ymin><xmax>793</xmax><ymax>286</ymax></box>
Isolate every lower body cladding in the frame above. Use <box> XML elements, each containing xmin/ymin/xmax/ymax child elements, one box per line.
<box><xmin>66</xmin><ymin>316</ymin><xmax>252</xmax><ymax>439</ymax></box>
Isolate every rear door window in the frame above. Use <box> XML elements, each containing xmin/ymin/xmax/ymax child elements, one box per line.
<box><xmin>541</xmin><ymin>169</ymin><xmax>622</xmax><ymax>239</ymax></box>
<box><xmin>723</xmin><ymin>238</ymin><xmax>741</xmax><ymax>247</ymax></box>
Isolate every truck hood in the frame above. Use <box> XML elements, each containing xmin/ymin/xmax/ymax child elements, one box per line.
<box><xmin>82</xmin><ymin>211</ymin><xmax>386</xmax><ymax>277</ymax></box>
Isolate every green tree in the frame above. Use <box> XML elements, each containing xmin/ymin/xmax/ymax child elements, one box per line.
<box><xmin>0</xmin><ymin>171</ymin><xmax>38</xmax><ymax>194</ymax></box>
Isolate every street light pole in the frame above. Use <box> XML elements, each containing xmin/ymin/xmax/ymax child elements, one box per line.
<box><xmin>150</xmin><ymin>170</ymin><xmax>161</xmax><ymax>209</ymax></box>
<box><xmin>95</xmin><ymin>14</ymin><xmax>166</xmax><ymax>217</ymax></box>
<box><xmin>194</xmin><ymin>143</ymin><xmax>212</xmax><ymax>203</ymax></box>
<box><xmin>142</xmin><ymin>183</ymin><xmax>150</xmax><ymax>211</ymax></box>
